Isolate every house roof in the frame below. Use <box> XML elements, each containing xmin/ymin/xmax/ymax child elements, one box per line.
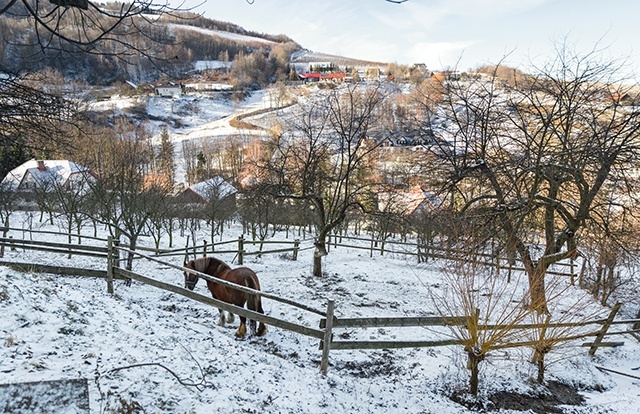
<box><xmin>1</xmin><ymin>159</ymin><xmax>92</xmax><ymax>191</ymax></box>
<box><xmin>298</xmin><ymin>72</ymin><xmax>347</xmax><ymax>80</ymax></box>
<box><xmin>187</xmin><ymin>176</ymin><xmax>237</xmax><ymax>201</ymax></box>
<box><xmin>404</xmin><ymin>185</ymin><xmax>442</xmax><ymax>215</ymax></box>
<box><xmin>378</xmin><ymin>185</ymin><xmax>442</xmax><ymax>216</ymax></box>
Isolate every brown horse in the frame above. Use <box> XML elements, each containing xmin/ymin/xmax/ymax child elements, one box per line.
<box><xmin>183</xmin><ymin>257</ymin><xmax>267</xmax><ymax>338</ymax></box>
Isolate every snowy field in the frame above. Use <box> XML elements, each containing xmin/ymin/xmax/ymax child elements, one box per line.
<box><xmin>1</xmin><ymin>213</ymin><xmax>640</xmax><ymax>413</ymax></box>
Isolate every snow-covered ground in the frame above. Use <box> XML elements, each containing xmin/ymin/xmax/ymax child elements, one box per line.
<box><xmin>90</xmin><ymin>89</ymin><xmax>275</xmax><ymax>186</ymax></box>
<box><xmin>1</xmin><ymin>214</ymin><xmax>640</xmax><ymax>413</ymax></box>
<box><xmin>168</xmin><ymin>24</ymin><xmax>276</xmax><ymax>46</ymax></box>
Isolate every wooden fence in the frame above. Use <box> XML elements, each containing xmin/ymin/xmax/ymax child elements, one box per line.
<box><xmin>1</xmin><ymin>228</ymin><xmax>637</xmax><ymax>376</ymax></box>
<box><xmin>125</xmin><ymin>235</ymin><xmax>304</xmax><ymax>265</ymax></box>
<box><xmin>327</xmin><ymin>233</ymin><xmax>578</xmax><ymax>281</ymax></box>
<box><xmin>317</xmin><ymin>303</ymin><xmax>640</xmax><ymax>373</ymax></box>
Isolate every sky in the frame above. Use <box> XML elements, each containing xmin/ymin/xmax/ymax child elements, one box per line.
<box><xmin>175</xmin><ymin>0</ymin><xmax>639</xmax><ymax>76</ymax></box>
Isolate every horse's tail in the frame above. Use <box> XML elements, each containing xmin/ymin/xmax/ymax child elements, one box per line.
<box><xmin>246</xmin><ymin>272</ymin><xmax>267</xmax><ymax>336</ymax></box>
<box><xmin>246</xmin><ymin>273</ymin><xmax>264</xmax><ymax>315</ymax></box>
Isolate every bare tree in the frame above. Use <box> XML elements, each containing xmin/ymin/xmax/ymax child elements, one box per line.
<box><xmin>432</xmin><ymin>246</ymin><xmax>530</xmax><ymax>395</ymax></box>
<box><xmin>0</xmin><ymin>0</ymin><xmax>180</xmax><ymax>57</ymax></box>
<box><xmin>0</xmin><ymin>74</ymin><xmax>77</xmax><ymax>169</ymax></box>
<box><xmin>0</xmin><ymin>181</ymin><xmax>18</xmax><ymax>257</ymax></box>
<box><xmin>85</xmin><ymin>118</ymin><xmax>157</xmax><ymax>270</ymax></box>
<box><xmin>197</xmin><ymin>177</ymin><xmax>237</xmax><ymax>244</ymax></box>
<box><xmin>418</xmin><ymin>45</ymin><xmax>640</xmax><ymax>313</ymax></box>
<box><xmin>268</xmin><ymin>84</ymin><xmax>387</xmax><ymax>276</ymax></box>
<box><xmin>49</xmin><ymin>169</ymin><xmax>94</xmax><ymax>252</ymax></box>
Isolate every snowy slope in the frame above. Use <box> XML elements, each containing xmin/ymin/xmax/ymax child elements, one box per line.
<box><xmin>168</xmin><ymin>24</ymin><xmax>276</xmax><ymax>46</ymax></box>
<box><xmin>1</xmin><ymin>214</ymin><xmax>640</xmax><ymax>413</ymax></box>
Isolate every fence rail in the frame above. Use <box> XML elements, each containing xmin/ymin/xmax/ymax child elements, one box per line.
<box><xmin>0</xmin><ymin>228</ymin><xmax>633</xmax><ymax>376</ymax></box>
<box><xmin>0</xmin><ymin>237</ymin><xmax>108</xmax><ymax>258</ymax></box>
<box><xmin>327</xmin><ymin>233</ymin><xmax>577</xmax><ymax>279</ymax></box>
<box><xmin>318</xmin><ymin>304</ymin><xmax>629</xmax><ymax>360</ymax></box>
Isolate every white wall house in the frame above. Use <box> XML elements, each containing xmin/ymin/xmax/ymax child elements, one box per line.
<box><xmin>1</xmin><ymin>159</ymin><xmax>94</xmax><ymax>192</ymax></box>
<box><xmin>154</xmin><ymin>84</ymin><xmax>182</xmax><ymax>98</ymax></box>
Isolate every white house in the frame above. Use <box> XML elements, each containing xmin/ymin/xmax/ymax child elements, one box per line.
<box><xmin>154</xmin><ymin>83</ymin><xmax>182</xmax><ymax>98</ymax></box>
<box><xmin>1</xmin><ymin>159</ymin><xmax>94</xmax><ymax>192</ymax></box>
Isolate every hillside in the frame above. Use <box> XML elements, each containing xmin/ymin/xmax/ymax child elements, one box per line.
<box><xmin>1</xmin><ymin>214</ymin><xmax>640</xmax><ymax>413</ymax></box>
<box><xmin>0</xmin><ymin>8</ymin><xmax>300</xmax><ymax>84</ymax></box>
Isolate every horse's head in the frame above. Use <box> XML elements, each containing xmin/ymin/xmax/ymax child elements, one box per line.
<box><xmin>183</xmin><ymin>261</ymin><xmax>199</xmax><ymax>290</ymax></box>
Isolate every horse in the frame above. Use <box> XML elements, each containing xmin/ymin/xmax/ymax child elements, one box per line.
<box><xmin>183</xmin><ymin>257</ymin><xmax>267</xmax><ymax>338</ymax></box>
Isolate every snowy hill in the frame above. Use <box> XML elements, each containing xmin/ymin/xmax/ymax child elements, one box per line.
<box><xmin>1</xmin><ymin>214</ymin><xmax>640</xmax><ymax>413</ymax></box>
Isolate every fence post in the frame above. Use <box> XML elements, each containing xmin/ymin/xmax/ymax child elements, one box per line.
<box><xmin>320</xmin><ymin>299</ymin><xmax>335</xmax><ymax>376</ymax></box>
<box><xmin>238</xmin><ymin>235</ymin><xmax>244</xmax><ymax>265</ymax></box>
<box><xmin>202</xmin><ymin>239</ymin><xmax>207</xmax><ymax>257</ymax></box>
<box><xmin>0</xmin><ymin>224</ymin><xmax>7</xmax><ymax>257</ymax></box>
<box><xmin>292</xmin><ymin>239</ymin><xmax>300</xmax><ymax>261</ymax></box>
<box><xmin>370</xmin><ymin>234</ymin><xmax>374</xmax><ymax>258</ymax></box>
<box><xmin>589</xmin><ymin>302</ymin><xmax>622</xmax><ymax>356</ymax></box>
<box><xmin>106</xmin><ymin>236</ymin><xmax>114</xmax><ymax>294</ymax></box>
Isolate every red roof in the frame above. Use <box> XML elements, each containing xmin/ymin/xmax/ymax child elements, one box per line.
<box><xmin>299</xmin><ymin>72</ymin><xmax>346</xmax><ymax>80</ymax></box>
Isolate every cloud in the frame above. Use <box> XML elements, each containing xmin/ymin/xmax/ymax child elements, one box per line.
<box><xmin>408</xmin><ymin>40</ymin><xmax>479</xmax><ymax>68</ymax></box>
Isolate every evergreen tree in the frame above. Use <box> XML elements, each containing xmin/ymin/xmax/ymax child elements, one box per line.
<box><xmin>157</xmin><ymin>128</ymin><xmax>175</xmax><ymax>188</ymax></box>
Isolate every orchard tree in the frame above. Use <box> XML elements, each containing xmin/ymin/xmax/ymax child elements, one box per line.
<box><xmin>156</xmin><ymin>127</ymin><xmax>175</xmax><ymax>188</ymax></box>
<box><xmin>85</xmin><ymin>118</ymin><xmax>159</xmax><ymax>270</ymax></box>
<box><xmin>268</xmin><ymin>84</ymin><xmax>387</xmax><ymax>276</ymax></box>
<box><xmin>418</xmin><ymin>45</ymin><xmax>640</xmax><ymax>313</ymax></box>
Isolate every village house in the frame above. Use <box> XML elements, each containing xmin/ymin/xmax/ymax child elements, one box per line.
<box><xmin>378</xmin><ymin>185</ymin><xmax>442</xmax><ymax>219</ymax></box>
<box><xmin>154</xmin><ymin>83</ymin><xmax>182</xmax><ymax>98</ymax></box>
<box><xmin>175</xmin><ymin>176</ymin><xmax>237</xmax><ymax>204</ymax></box>
<box><xmin>1</xmin><ymin>159</ymin><xmax>95</xmax><ymax>193</ymax></box>
<box><xmin>298</xmin><ymin>72</ymin><xmax>347</xmax><ymax>84</ymax></box>
<box><xmin>174</xmin><ymin>176</ymin><xmax>238</xmax><ymax>219</ymax></box>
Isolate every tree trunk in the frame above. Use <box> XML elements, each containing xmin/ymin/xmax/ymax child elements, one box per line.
<box><xmin>528</xmin><ymin>266</ymin><xmax>548</xmax><ymax>313</ymax></box>
<box><xmin>468</xmin><ymin>354</ymin><xmax>481</xmax><ymax>395</ymax></box>
<box><xmin>633</xmin><ymin>307</ymin><xmax>640</xmax><ymax>332</ymax></box>
<box><xmin>536</xmin><ymin>352</ymin><xmax>546</xmax><ymax>383</ymax></box>
<box><xmin>313</xmin><ymin>238</ymin><xmax>328</xmax><ymax>277</ymax></box>
<box><xmin>126</xmin><ymin>235</ymin><xmax>137</xmax><ymax>271</ymax></box>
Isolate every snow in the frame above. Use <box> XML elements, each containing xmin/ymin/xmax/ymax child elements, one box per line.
<box><xmin>18</xmin><ymin>85</ymin><xmax>640</xmax><ymax>412</ymax></box>
<box><xmin>189</xmin><ymin>177</ymin><xmax>238</xmax><ymax>200</ymax></box>
<box><xmin>168</xmin><ymin>24</ymin><xmax>276</xmax><ymax>46</ymax></box>
<box><xmin>1</xmin><ymin>213</ymin><xmax>640</xmax><ymax>413</ymax></box>
<box><xmin>1</xmin><ymin>160</ymin><xmax>92</xmax><ymax>191</ymax></box>
<box><xmin>193</xmin><ymin>61</ymin><xmax>232</xmax><ymax>72</ymax></box>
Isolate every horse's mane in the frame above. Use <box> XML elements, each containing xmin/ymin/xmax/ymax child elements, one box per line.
<box><xmin>193</xmin><ymin>257</ymin><xmax>230</xmax><ymax>274</ymax></box>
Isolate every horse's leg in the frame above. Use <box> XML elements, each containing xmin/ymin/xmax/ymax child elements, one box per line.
<box><xmin>256</xmin><ymin>320</ymin><xmax>267</xmax><ymax>336</ymax></box>
<box><xmin>235</xmin><ymin>315</ymin><xmax>247</xmax><ymax>338</ymax></box>
<box><xmin>226</xmin><ymin>313</ymin><xmax>235</xmax><ymax>323</ymax></box>
<box><xmin>217</xmin><ymin>309</ymin><xmax>226</xmax><ymax>327</ymax></box>
<box><xmin>248</xmin><ymin>294</ymin><xmax>267</xmax><ymax>337</ymax></box>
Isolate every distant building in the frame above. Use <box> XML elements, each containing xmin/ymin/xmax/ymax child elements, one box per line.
<box><xmin>298</xmin><ymin>72</ymin><xmax>346</xmax><ymax>83</ymax></box>
<box><xmin>183</xmin><ymin>83</ymin><xmax>233</xmax><ymax>92</ymax></box>
<box><xmin>308</xmin><ymin>62</ymin><xmax>335</xmax><ymax>72</ymax></box>
<box><xmin>174</xmin><ymin>176</ymin><xmax>238</xmax><ymax>219</ymax></box>
<box><xmin>154</xmin><ymin>83</ymin><xmax>182</xmax><ymax>98</ymax></box>
<box><xmin>1</xmin><ymin>159</ymin><xmax>94</xmax><ymax>192</ymax></box>
<box><xmin>175</xmin><ymin>176</ymin><xmax>237</xmax><ymax>204</ymax></box>
<box><xmin>378</xmin><ymin>185</ymin><xmax>442</xmax><ymax>219</ymax></box>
